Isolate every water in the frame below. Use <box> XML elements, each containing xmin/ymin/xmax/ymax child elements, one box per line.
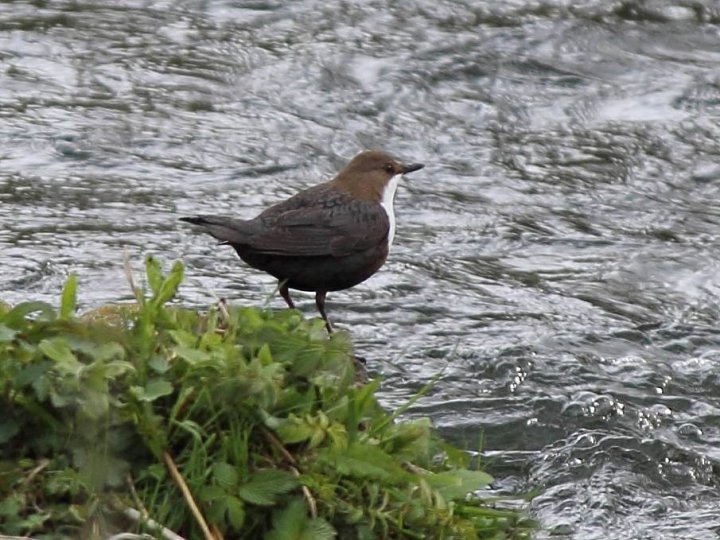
<box><xmin>3</xmin><ymin>1</ymin><xmax>720</xmax><ymax>538</ymax></box>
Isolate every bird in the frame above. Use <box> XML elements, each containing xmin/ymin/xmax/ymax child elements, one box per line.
<box><xmin>180</xmin><ymin>149</ymin><xmax>424</xmax><ymax>333</ymax></box>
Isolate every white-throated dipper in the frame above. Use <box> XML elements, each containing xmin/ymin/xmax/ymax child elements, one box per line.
<box><xmin>181</xmin><ymin>150</ymin><xmax>424</xmax><ymax>332</ymax></box>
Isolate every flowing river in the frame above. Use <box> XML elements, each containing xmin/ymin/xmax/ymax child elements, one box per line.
<box><xmin>2</xmin><ymin>1</ymin><xmax>720</xmax><ymax>538</ymax></box>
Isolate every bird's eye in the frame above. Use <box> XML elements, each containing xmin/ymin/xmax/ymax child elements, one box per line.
<box><xmin>384</xmin><ymin>163</ymin><xmax>395</xmax><ymax>173</ymax></box>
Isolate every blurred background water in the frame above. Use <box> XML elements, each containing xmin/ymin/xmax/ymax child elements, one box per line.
<box><xmin>2</xmin><ymin>1</ymin><xmax>720</xmax><ymax>538</ymax></box>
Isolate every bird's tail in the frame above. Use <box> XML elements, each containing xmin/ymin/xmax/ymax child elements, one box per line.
<box><xmin>180</xmin><ymin>216</ymin><xmax>252</xmax><ymax>245</ymax></box>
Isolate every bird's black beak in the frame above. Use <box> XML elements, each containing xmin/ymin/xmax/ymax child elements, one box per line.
<box><xmin>401</xmin><ymin>163</ymin><xmax>424</xmax><ymax>175</ymax></box>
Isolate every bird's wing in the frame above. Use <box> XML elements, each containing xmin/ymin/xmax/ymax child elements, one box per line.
<box><xmin>247</xmin><ymin>190</ymin><xmax>390</xmax><ymax>258</ymax></box>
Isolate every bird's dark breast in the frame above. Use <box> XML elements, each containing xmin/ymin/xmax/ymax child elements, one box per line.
<box><xmin>230</xmin><ymin>243</ymin><xmax>389</xmax><ymax>292</ymax></box>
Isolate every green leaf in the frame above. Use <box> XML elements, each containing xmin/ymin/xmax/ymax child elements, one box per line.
<box><xmin>326</xmin><ymin>423</ymin><xmax>348</xmax><ymax>450</ymax></box>
<box><xmin>0</xmin><ymin>419</ymin><xmax>20</xmax><ymax>444</ymax></box>
<box><xmin>154</xmin><ymin>260</ymin><xmax>184</xmax><ymax>306</ymax></box>
<box><xmin>4</xmin><ymin>301</ymin><xmax>56</xmax><ymax>327</ymax></box>
<box><xmin>169</xmin><ymin>329</ymin><xmax>198</xmax><ymax>348</ymax></box>
<box><xmin>0</xmin><ymin>323</ymin><xmax>17</xmax><ymax>343</ymax></box>
<box><xmin>134</xmin><ymin>379</ymin><xmax>174</xmax><ymax>402</ymax></box>
<box><xmin>32</xmin><ymin>375</ymin><xmax>51</xmax><ymax>401</ymax></box>
<box><xmin>94</xmin><ymin>343</ymin><xmax>127</xmax><ymax>363</ymax></box>
<box><xmin>103</xmin><ymin>360</ymin><xmax>135</xmax><ymax>378</ymax></box>
<box><xmin>226</xmin><ymin>496</ymin><xmax>245</xmax><ymax>530</ymax></box>
<box><xmin>149</xmin><ymin>354</ymin><xmax>171</xmax><ymax>374</ymax></box>
<box><xmin>257</xmin><ymin>343</ymin><xmax>273</xmax><ymax>365</ymax></box>
<box><xmin>0</xmin><ymin>492</ymin><xmax>24</xmax><ymax>517</ymax></box>
<box><xmin>71</xmin><ymin>339</ymin><xmax>128</xmax><ymax>365</ymax></box>
<box><xmin>14</xmin><ymin>361</ymin><xmax>50</xmax><ymax>388</ymax></box>
<box><xmin>308</xmin><ymin>425</ymin><xmax>327</xmax><ymax>449</ymax></box>
<box><xmin>266</xmin><ymin>498</ymin><xmax>336</xmax><ymax>540</ymax></box>
<box><xmin>59</xmin><ymin>274</ymin><xmax>78</xmax><ymax>320</ymax></box>
<box><xmin>319</xmin><ymin>443</ymin><xmax>409</xmax><ymax>482</ymax></box>
<box><xmin>145</xmin><ymin>256</ymin><xmax>163</xmax><ymax>296</ymax></box>
<box><xmin>381</xmin><ymin>418</ymin><xmax>431</xmax><ymax>460</ymax></box>
<box><xmin>171</xmin><ymin>419</ymin><xmax>206</xmax><ymax>443</ymax></box>
<box><xmin>266</xmin><ymin>498</ymin><xmax>305</xmax><ymax>539</ymax></box>
<box><xmin>212</xmin><ymin>462</ymin><xmax>239</xmax><ymax>489</ymax></box>
<box><xmin>276</xmin><ymin>415</ymin><xmax>316</xmax><ymax>445</ymax></box>
<box><xmin>428</xmin><ymin>469</ymin><xmax>494</xmax><ymax>501</ymax></box>
<box><xmin>139</xmin><ymin>463</ymin><xmax>166</xmax><ymax>483</ymax></box>
<box><xmin>289</xmin><ymin>353</ymin><xmax>322</xmax><ymax>378</ymax></box>
<box><xmin>352</xmin><ymin>379</ymin><xmax>381</xmax><ymax>418</ymax></box>
<box><xmin>39</xmin><ymin>338</ymin><xmax>80</xmax><ymax>372</ymax></box>
<box><xmin>303</xmin><ymin>517</ymin><xmax>336</xmax><ymax>540</ymax></box>
<box><xmin>80</xmin><ymin>386</ymin><xmax>110</xmax><ymax>419</ymax></box>
<box><xmin>440</xmin><ymin>441</ymin><xmax>471</xmax><ymax>469</ymax></box>
<box><xmin>199</xmin><ymin>485</ymin><xmax>226</xmax><ymax>502</ymax></box>
<box><xmin>237</xmin><ymin>469</ymin><xmax>299</xmax><ymax>506</ymax></box>
<box><xmin>174</xmin><ymin>346</ymin><xmax>210</xmax><ymax>365</ymax></box>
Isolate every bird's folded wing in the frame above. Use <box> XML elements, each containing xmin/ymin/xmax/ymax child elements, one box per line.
<box><xmin>249</xmin><ymin>202</ymin><xmax>389</xmax><ymax>257</ymax></box>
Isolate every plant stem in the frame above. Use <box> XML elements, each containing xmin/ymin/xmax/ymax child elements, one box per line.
<box><xmin>162</xmin><ymin>451</ymin><xmax>218</xmax><ymax>540</ymax></box>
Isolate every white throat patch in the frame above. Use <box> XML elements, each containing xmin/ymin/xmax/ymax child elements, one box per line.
<box><xmin>380</xmin><ymin>175</ymin><xmax>401</xmax><ymax>250</ymax></box>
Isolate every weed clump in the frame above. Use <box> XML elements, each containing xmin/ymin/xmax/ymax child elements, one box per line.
<box><xmin>0</xmin><ymin>258</ymin><xmax>534</xmax><ymax>539</ymax></box>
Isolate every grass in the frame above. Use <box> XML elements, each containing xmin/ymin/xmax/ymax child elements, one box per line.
<box><xmin>0</xmin><ymin>256</ymin><xmax>535</xmax><ymax>539</ymax></box>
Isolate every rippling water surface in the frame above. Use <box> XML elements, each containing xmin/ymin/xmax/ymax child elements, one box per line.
<box><xmin>3</xmin><ymin>1</ymin><xmax>720</xmax><ymax>538</ymax></box>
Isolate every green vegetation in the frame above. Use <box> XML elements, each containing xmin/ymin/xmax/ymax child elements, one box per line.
<box><xmin>0</xmin><ymin>257</ymin><xmax>534</xmax><ymax>539</ymax></box>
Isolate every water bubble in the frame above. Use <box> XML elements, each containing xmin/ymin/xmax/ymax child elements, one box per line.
<box><xmin>677</xmin><ymin>423</ymin><xmax>703</xmax><ymax>440</ymax></box>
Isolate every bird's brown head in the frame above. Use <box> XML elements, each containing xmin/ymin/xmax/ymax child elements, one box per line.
<box><xmin>329</xmin><ymin>150</ymin><xmax>424</xmax><ymax>201</ymax></box>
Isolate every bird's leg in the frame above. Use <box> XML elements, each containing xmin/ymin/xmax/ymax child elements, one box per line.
<box><xmin>279</xmin><ymin>282</ymin><xmax>295</xmax><ymax>309</ymax></box>
<box><xmin>315</xmin><ymin>291</ymin><xmax>332</xmax><ymax>333</ymax></box>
